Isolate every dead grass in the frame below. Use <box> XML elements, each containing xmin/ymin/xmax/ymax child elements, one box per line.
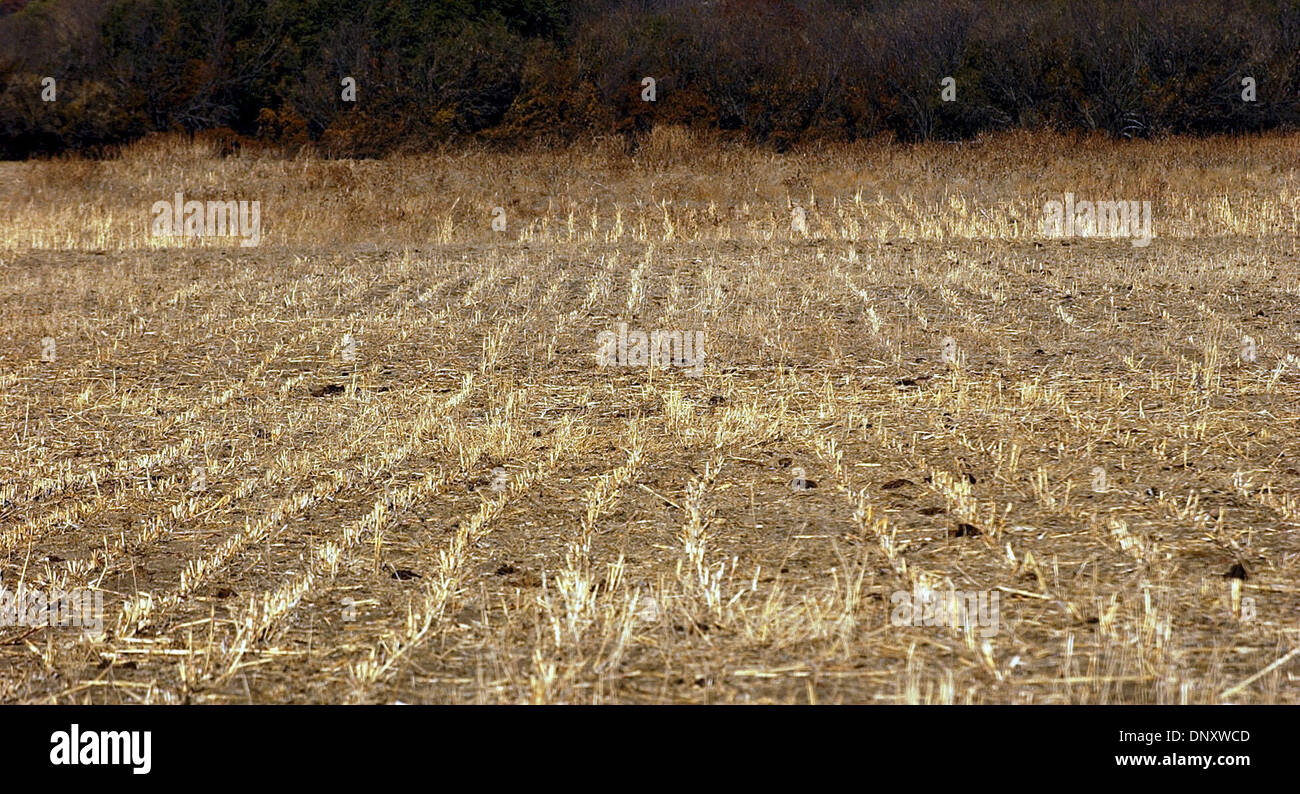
<box><xmin>1</xmin><ymin>130</ymin><xmax>1299</xmax><ymax>704</ymax></box>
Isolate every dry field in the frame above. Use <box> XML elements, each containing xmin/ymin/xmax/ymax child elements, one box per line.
<box><xmin>2</xmin><ymin>129</ymin><xmax>1300</xmax><ymax>704</ymax></box>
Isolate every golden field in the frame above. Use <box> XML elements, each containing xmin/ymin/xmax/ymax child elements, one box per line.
<box><xmin>1</xmin><ymin>128</ymin><xmax>1299</xmax><ymax>703</ymax></box>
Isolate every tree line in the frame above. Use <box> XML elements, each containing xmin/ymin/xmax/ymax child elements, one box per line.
<box><xmin>2</xmin><ymin>0</ymin><xmax>1298</xmax><ymax>158</ymax></box>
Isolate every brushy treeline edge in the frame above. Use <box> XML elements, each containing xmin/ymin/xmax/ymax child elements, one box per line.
<box><xmin>2</xmin><ymin>0</ymin><xmax>1298</xmax><ymax>158</ymax></box>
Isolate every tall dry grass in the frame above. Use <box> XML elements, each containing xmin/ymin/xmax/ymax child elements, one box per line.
<box><xmin>2</xmin><ymin>128</ymin><xmax>1298</xmax><ymax>252</ymax></box>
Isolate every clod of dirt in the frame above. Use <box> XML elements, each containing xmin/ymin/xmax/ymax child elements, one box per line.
<box><xmin>708</xmin><ymin>395</ymin><xmax>726</xmax><ymax>406</ymax></box>
<box><xmin>777</xmin><ymin>457</ymin><xmax>793</xmax><ymax>468</ymax></box>
<box><xmin>214</xmin><ymin>587</ymin><xmax>236</xmax><ymax>598</ymax></box>
<box><xmin>1224</xmin><ymin>563</ymin><xmax>1249</xmax><ymax>580</ymax></box>
<box><xmin>881</xmin><ymin>478</ymin><xmax>913</xmax><ymax>490</ymax></box>
<box><xmin>495</xmin><ymin>563</ymin><xmax>518</xmax><ymax>575</ymax></box>
<box><xmin>952</xmin><ymin>523</ymin><xmax>981</xmax><ymax>537</ymax></box>
<box><xmin>309</xmin><ymin>383</ymin><xmax>345</xmax><ymax>397</ymax></box>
